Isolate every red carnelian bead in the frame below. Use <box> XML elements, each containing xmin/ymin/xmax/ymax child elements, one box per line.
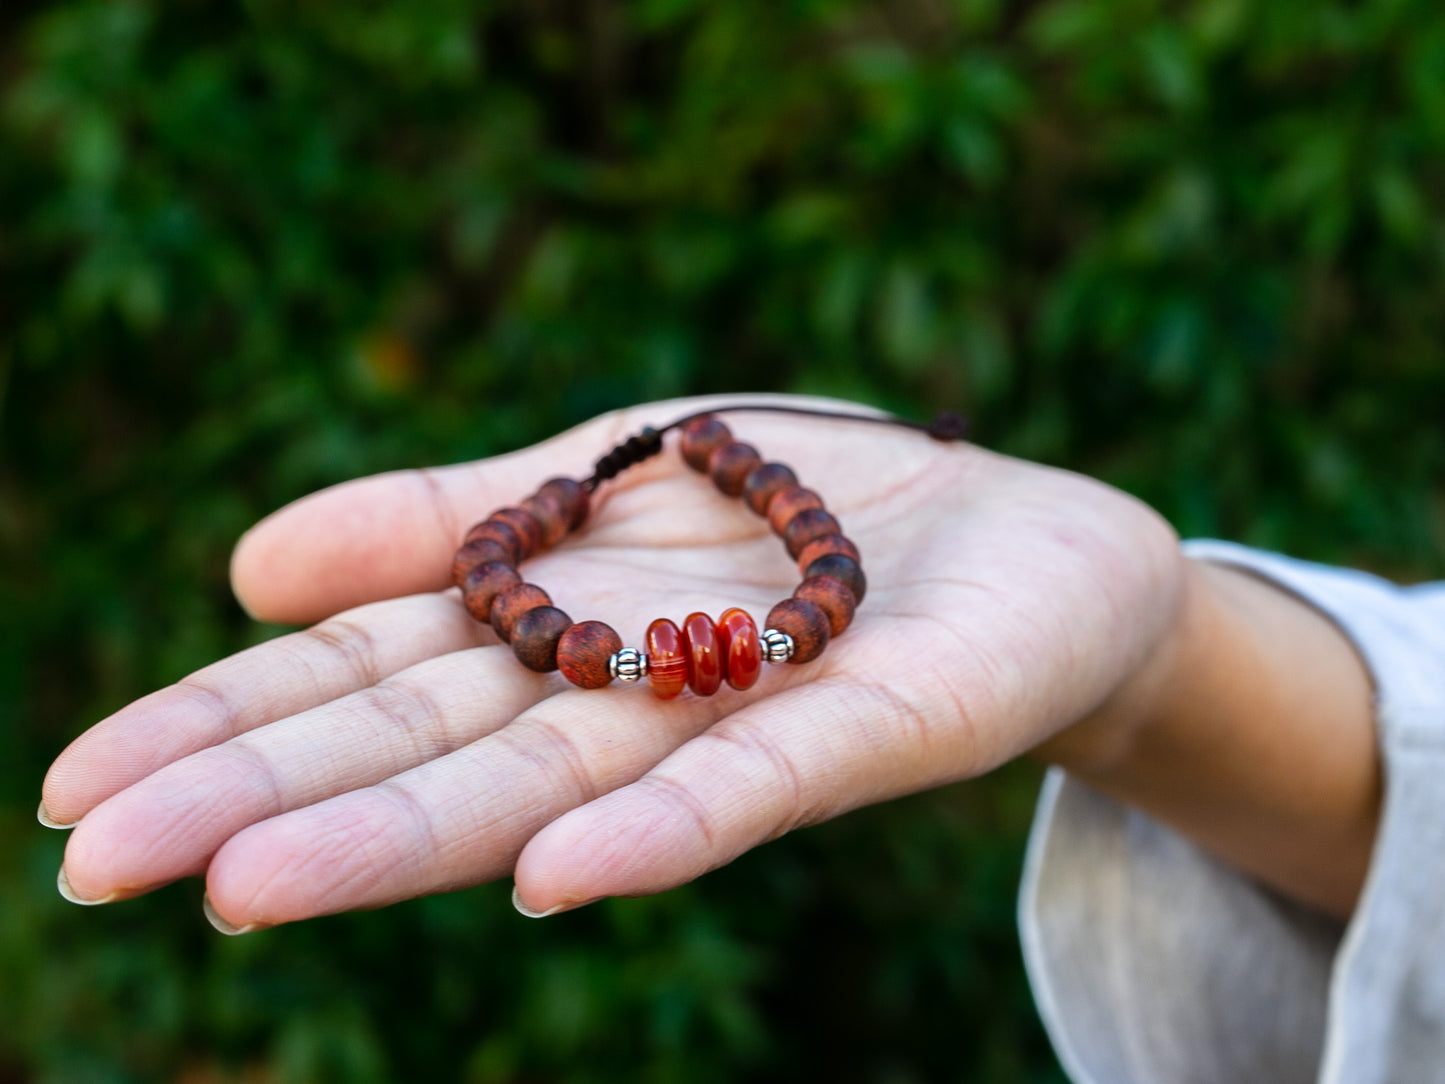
<box><xmin>680</xmin><ymin>415</ymin><xmax>732</xmax><ymax>472</ymax></box>
<box><xmin>490</xmin><ymin>507</ymin><xmax>542</xmax><ymax>560</ymax></box>
<box><xmin>717</xmin><ymin>608</ymin><xmax>762</xmax><ymax>690</ymax></box>
<box><xmin>452</xmin><ymin>537</ymin><xmax>514</xmax><ymax>587</ymax></box>
<box><xmin>538</xmin><ymin>477</ymin><xmax>590</xmax><ymax>530</ymax></box>
<box><xmin>804</xmin><ymin>553</ymin><xmax>867</xmax><ymax>605</ymax></box>
<box><xmin>557</xmin><ymin>621</ymin><xmax>623</xmax><ymax>689</ymax></box>
<box><xmin>743</xmin><ymin>462</ymin><xmax>798</xmax><ymax>515</ymax></box>
<box><xmin>490</xmin><ymin>583</ymin><xmax>553</xmax><ymax>643</ymax></box>
<box><xmin>766</xmin><ymin>486</ymin><xmax>824</xmax><ymax>535</ymax></box>
<box><xmin>782</xmin><ymin>507</ymin><xmax>842</xmax><ymax>559</ymax></box>
<box><xmin>708</xmin><ymin>441</ymin><xmax>762</xmax><ymax>497</ymax></box>
<box><xmin>682</xmin><ymin>611</ymin><xmax>724</xmax><ymax>696</ymax></box>
<box><xmin>462</xmin><ymin>561</ymin><xmax>522</xmax><ymax>623</ymax></box>
<box><xmin>464</xmin><ymin>519</ymin><xmax>522</xmax><ymax>564</ymax></box>
<box><xmin>646</xmin><ymin>618</ymin><xmax>688</xmax><ymax>700</ymax></box>
<box><xmin>511</xmin><ymin>606</ymin><xmax>573</xmax><ymax>673</ymax></box>
<box><xmin>765</xmin><ymin>598</ymin><xmax>831</xmax><ymax>664</ymax></box>
<box><xmin>795</xmin><ymin>534</ymin><xmax>861</xmax><ymax>574</ymax></box>
<box><xmin>521</xmin><ymin>490</ymin><xmax>569</xmax><ymax>549</ymax></box>
<box><xmin>794</xmin><ymin>575</ymin><xmax>856</xmax><ymax>637</ymax></box>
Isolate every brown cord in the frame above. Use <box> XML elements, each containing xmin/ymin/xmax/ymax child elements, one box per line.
<box><xmin>583</xmin><ymin>404</ymin><xmax>968</xmax><ymax>491</ymax></box>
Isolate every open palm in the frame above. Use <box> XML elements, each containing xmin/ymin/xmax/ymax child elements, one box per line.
<box><xmin>43</xmin><ymin>397</ymin><xmax>1183</xmax><ymax>931</ymax></box>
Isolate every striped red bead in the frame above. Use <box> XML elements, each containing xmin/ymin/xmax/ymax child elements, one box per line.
<box><xmin>718</xmin><ymin>608</ymin><xmax>762</xmax><ymax>691</ymax></box>
<box><xmin>646</xmin><ymin>618</ymin><xmax>689</xmax><ymax>700</ymax></box>
<box><xmin>682</xmin><ymin>612</ymin><xmax>724</xmax><ymax>697</ymax></box>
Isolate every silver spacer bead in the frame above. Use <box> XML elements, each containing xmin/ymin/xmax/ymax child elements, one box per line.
<box><xmin>760</xmin><ymin>628</ymin><xmax>794</xmax><ymax>664</ymax></box>
<box><xmin>609</xmin><ymin>647</ymin><xmax>649</xmax><ymax>683</ymax></box>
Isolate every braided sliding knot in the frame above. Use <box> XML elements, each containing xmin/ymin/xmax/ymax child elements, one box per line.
<box><xmin>585</xmin><ymin>427</ymin><xmax>662</xmax><ymax>490</ymax></box>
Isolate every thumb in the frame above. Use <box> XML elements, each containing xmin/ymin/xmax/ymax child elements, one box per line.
<box><xmin>229</xmin><ymin>415</ymin><xmax>633</xmax><ymax>626</ymax></box>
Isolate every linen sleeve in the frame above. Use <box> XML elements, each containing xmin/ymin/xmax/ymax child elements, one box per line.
<box><xmin>1018</xmin><ymin>540</ymin><xmax>1445</xmax><ymax>1084</ymax></box>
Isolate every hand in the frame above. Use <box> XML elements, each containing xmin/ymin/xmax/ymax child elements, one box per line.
<box><xmin>42</xmin><ymin>396</ymin><xmax>1184</xmax><ymax>930</ymax></box>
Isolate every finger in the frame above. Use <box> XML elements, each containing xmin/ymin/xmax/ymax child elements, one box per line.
<box><xmin>199</xmin><ymin>677</ymin><xmax>779</xmax><ymax>929</ymax></box>
<box><xmin>508</xmin><ymin>662</ymin><xmax>977</xmax><ymax>914</ymax></box>
<box><xmin>59</xmin><ymin>644</ymin><xmax>545</xmax><ymax>902</ymax></box>
<box><xmin>41</xmin><ymin>592</ymin><xmax>485</xmax><ymax>825</ymax></box>
<box><xmin>230</xmin><ymin>413</ymin><xmax>635</xmax><ymax>626</ymax></box>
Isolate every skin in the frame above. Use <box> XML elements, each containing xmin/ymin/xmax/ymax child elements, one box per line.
<box><xmin>40</xmin><ymin>395</ymin><xmax>1379</xmax><ymax>931</ymax></box>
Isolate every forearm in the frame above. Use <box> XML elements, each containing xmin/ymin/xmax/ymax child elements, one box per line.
<box><xmin>1036</xmin><ymin>557</ymin><xmax>1381</xmax><ymax>920</ymax></box>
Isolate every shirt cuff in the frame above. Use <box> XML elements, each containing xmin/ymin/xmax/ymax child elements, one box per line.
<box><xmin>1019</xmin><ymin>541</ymin><xmax>1445</xmax><ymax>1084</ymax></box>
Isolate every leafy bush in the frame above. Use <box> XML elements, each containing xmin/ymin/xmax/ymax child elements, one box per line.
<box><xmin>3</xmin><ymin>0</ymin><xmax>1442</xmax><ymax>1080</ymax></box>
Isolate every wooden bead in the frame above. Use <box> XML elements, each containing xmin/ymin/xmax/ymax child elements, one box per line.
<box><xmin>646</xmin><ymin>618</ymin><xmax>688</xmax><ymax>700</ymax></box>
<box><xmin>452</xmin><ymin>537</ymin><xmax>514</xmax><ymax>587</ymax></box>
<box><xmin>782</xmin><ymin>507</ymin><xmax>842</xmax><ymax>560</ymax></box>
<box><xmin>743</xmin><ymin>462</ymin><xmax>798</xmax><ymax>515</ymax></box>
<box><xmin>461</xmin><ymin>561</ymin><xmax>522</xmax><ymax>623</ymax></box>
<box><xmin>538</xmin><ymin>477</ymin><xmax>590</xmax><ymax>530</ymax></box>
<box><xmin>490</xmin><ymin>507</ymin><xmax>542</xmax><ymax>560</ymax></box>
<box><xmin>804</xmin><ymin>553</ymin><xmax>867</xmax><ymax>605</ymax></box>
<box><xmin>680</xmin><ymin>415</ymin><xmax>732</xmax><ymax>472</ymax></box>
<box><xmin>766</xmin><ymin>485</ymin><xmax>824</xmax><ymax>535</ymax></box>
<box><xmin>464</xmin><ymin>519</ymin><xmax>522</xmax><ymax>564</ymax></box>
<box><xmin>490</xmin><ymin>583</ymin><xmax>553</xmax><ymax>643</ymax></box>
<box><xmin>682</xmin><ymin>611</ymin><xmax>724</xmax><ymax>696</ymax></box>
<box><xmin>511</xmin><ymin>605</ymin><xmax>573</xmax><ymax>673</ymax></box>
<box><xmin>795</xmin><ymin>534</ymin><xmax>861</xmax><ymax>574</ymax></box>
<box><xmin>794</xmin><ymin>575</ymin><xmax>856</xmax><ymax>637</ymax></box>
<box><xmin>557</xmin><ymin>621</ymin><xmax>623</xmax><ymax>689</ymax></box>
<box><xmin>521</xmin><ymin>490</ymin><xmax>569</xmax><ymax>549</ymax></box>
<box><xmin>708</xmin><ymin>441</ymin><xmax>762</xmax><ymax>498</ymax></box>
<box><xmin>764</xmin><ymin>598</ymin><xmax>831</xmax><ymax>665</ymax></box>
<box><xmin>717</xmin><ymin>607</ymin><xmax>762</xmax><ymax>690</ymax></box>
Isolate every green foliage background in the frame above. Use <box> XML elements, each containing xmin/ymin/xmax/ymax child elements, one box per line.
<box><xmin>3</xmin><ymin>0</ymin><xmax>1443</xmax><ymax>1080</ymax></box>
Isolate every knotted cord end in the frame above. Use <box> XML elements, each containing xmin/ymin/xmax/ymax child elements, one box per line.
<box><xmin>925</xmin><ymin>411</ymin><xmax>969</xmax><ymax>442</ymax></box>
<box><xmin>585</xmin><ymin>426</ymin><xmax>663</xmax><ymax>489</ymax></box>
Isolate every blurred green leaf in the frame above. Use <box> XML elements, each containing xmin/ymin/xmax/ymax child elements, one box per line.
<box><xmin>4</xmin><ymin>1</ymin><xmax>1445</xmax><ymax>1082</ymax></box>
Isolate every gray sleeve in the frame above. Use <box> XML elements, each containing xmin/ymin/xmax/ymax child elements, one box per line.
<box><xmin>1019</xmin><ymin>541</ymin><xmax>1445</xmax><ymax>1084</ymax></box>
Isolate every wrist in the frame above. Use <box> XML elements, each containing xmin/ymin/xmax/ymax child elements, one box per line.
<box><xmin>1030</xmin><ymin>547</ymin><xmax>1196</xmax><ymax>778</ymax></box>
<box><xmin>1034</xmin><ymin>552</ymin><xmax>1380</xmax><ymax>918</ymax></box>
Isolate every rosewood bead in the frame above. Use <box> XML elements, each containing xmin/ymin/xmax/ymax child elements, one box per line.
<box><xmin>708</xmin><ymin>441</ymin><xmax>762</xmax><ymax>498</ymax></box>
<box><xmin>782</xmin><ymin>507</ymin><xmax>842</xmax><ymax>559</ymax></box>
<box><xmin>795</xmin><ymin>534</ymin><xmax>861</xmax><ymax>574</ymax></box>
<box><xmin>717</xmin><ymin>607</ymin><xmax>762</xmax><ymax>690</ymax></box>
<box><xmin>490</xmin><ymin>507</ymin><xmax>542</xmax><ymax>560</ymax></box>
<box><xmin>682</xmin><ymin>611</ymin><xmax>724</xmax><ymax>696</ymax></box>
<box><xmin>538</xmin><ymin>476</ymin><xmax>590</xmax><ymax>530</ymax></box>
<box><xmin>490</xmin><ymin>583</ymin><xmax>553</xmax><ymax>643</ymax></box>
<box><xmin>804</xmin><ymin>553</ymin><xmax>867</xmax><ymax>605</ymax></box>
<box><xmin>766</xmin><ymin>486</ymin><xmax>824</xmax><ymax>535</ymax></box>
<box><xmin>794</xmin><ymin>575</ymin><xmax>856</xmax><ymax>637</ymax></box>
<box><xmin>511</xmin><ymin>605</ymin><xmax>573</xmax><ymax>673</ymax></box>
<box><xmin>521</xmin><ymin>490</ymin><xmax>569</xmax><ymax>549</ymax></box>
<box><xmin>680</xmin><ymin>415</ymin><xmax>732</xmax><ymax>472</ymax></box>
<box><xmin>646</xmin><ymin>618</ymin><xmax>689</xmax><ymax>700</ymax></box>
<box><xmin>464</xmin><ymin>519</ymin><xmax>522</xmax><ymax>564</ymax></box>
<box><xmin>743</xmin><ymin>462</ymin><xmax>798</xmax><ymax>515</ymax></box>
<box><xmin>764</xmin><ymin>598</ymin><xmax>831</xmax><ymax>665</ymax></box>
<box><xmin>452</xmin><ymin>537</ymin><xmax>514</xmax><ymax>587</ymax></box>
<box><xmin>462</xmin><ymin>561</ymin><xmax>522</xmax><ymax>623</ymax></box>
<box><xmin>557</xmin><ymin>621</ymin><xmax>623</xmax><ymax>689</ymax></box>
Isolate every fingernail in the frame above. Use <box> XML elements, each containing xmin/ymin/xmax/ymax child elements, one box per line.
<box><xmin>511</xmin><ymin>884</ymin><xmax>602</xmax><ymax>919</ymax></box>
<box><xmin>202</xmin><ymin>894</ymin><xmax>266</xmax><ymax>936</ymax></box>
<box><xmin>37</xmin><ymin>802</ymin><xmax>75</xmax><ymax>830</ymax></box>
<box><xmin>57</xmin><ymin>866</ymin><xmax>119</xmax><ymax>906</ymax></box>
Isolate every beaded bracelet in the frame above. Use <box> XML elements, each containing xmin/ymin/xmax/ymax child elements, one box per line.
<box><xmin>450</xmin><ymin>405</ymin><xmax>967</xmax><ymax>699</ymax></box>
